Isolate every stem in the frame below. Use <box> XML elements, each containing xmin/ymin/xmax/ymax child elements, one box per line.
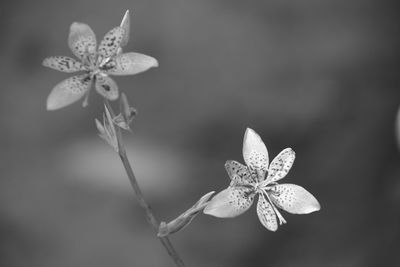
<box><xmin>105</xmin><ymin>101</ymin><xmax>186</xmax><ymax>267</ymax></box>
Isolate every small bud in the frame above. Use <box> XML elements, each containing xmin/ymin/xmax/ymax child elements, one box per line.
<box><xmin>96</xmin><ymin>105</ymin><xmax>119</xmax><ymax>152</ymax></box>
<box><xmin>113</xmin><ymin>92</ymin><xmax>137</xmax><ymax>130</ymax></box>
<box><xmin>158</xmin><ymin>191</ymin><xmax>215</xmax><ymax>237</ymax></box>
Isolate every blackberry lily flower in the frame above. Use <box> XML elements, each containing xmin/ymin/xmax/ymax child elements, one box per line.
<box><xmin>204</xmin><ymin>128</ymin><xmax>320</xmax><ymax>231</ymax></box>
<box><xmin>43</xmin><ymin>10</ymin><xmax>158</xmax><ymax>110</ymax></box>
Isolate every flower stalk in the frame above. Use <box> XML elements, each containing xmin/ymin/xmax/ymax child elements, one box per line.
<box><xmin>104</xmin><ymin>100</ymin><xmax>186</xmax><ymax>267</ymax></box>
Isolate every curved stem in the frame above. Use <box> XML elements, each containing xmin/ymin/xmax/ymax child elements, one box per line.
<box><xmin>105</xmin><ymin>101</ymin><xmax>186</xmax><ymax>267</ymax></box>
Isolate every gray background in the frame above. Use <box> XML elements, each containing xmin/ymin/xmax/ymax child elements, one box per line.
<box><xmin>1</xmin><ymin>0</ymin><xmax>399</xmax><ymax>266</ymax></box>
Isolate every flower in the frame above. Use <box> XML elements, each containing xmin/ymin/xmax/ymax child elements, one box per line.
<box><xmin>43</xmin><ymin>10</ymin><xmax>158</xmax><ymax>110</ymax></box>
<box><xmin>204</xmin><ymin>128</ymin><xmax>320</xmax><ymax>231</ymax></box>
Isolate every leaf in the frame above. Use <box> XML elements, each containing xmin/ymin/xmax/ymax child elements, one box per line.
<box><xmin>42</xmin><ymin>56</ymin><xmax>84</xmax><ymax>73</ymax></box>
<box><xmin>68</xmin><ymin>22</ymin><xmax>97</xmax><ymax>60</ymax></box>
<box><xmin>269</xmin><ymin>184</ymin><xmax>321</xmax><ymax>214</ymax></box>
<box><xmin>106</xmin><ymin>52</ymin><xmax>158</xmax><ymax>76</ymax></box>
<box><xmin>46</xmin><ymin>74</ymin><xmax>92</xmax><ymax>110</ymax></box>
<box><xmin>242</xmin><ymin>128</ymin><xmax>269</xmax><ymax>178</ymax></box>
<box><xmin>95</xmin><ymin>75</ymin><xmax>119</xmax><ymax>100</ymax></box>
<box><xmin>266</xmin><ymin>148</ymin><xmax>296</xmax><ymax>183</ymax></box>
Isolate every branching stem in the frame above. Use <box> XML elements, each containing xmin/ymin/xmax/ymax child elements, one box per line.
<box><xmin>104</xmin><ymin>100</ymin><xmax>186</xmax><ymax>267</ymax></box>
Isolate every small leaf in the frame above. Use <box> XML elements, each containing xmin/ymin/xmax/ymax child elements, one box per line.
<box><xmin>95</xmin><ymin>105</ymin><xmax>119</xmax><ymax>152</ymax></box>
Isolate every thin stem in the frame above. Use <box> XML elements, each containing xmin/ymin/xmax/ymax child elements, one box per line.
<box><xmin>105</xmin><ymin>100</ymin><xmax>186</xmax><ymax>267</ymax></box>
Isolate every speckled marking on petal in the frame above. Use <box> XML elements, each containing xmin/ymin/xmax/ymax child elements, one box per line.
<box><xmin>106</xmin><ymin>52</ymin><xmax>158</xmax><ymax>76</ymax></box>
<box><xmin>256</xmin><ymin>194</ymin><xmax>278</xmax><ymax>231</ymax></box>
<box><xmin>43</xmin><ymin>56</ymin><xmax>84</xmax><ymax>73</ymax></box>
<box><xmin>98</xmin><ymin>27</ymin><xmax>125</xmax><ymax>58</ymax></box>
<box><xmin>95</xmin><ymin>75</ymin><xmax>119</xmax><ymax>100</ymax></box>
<box><xmin>267</xmin><ymin>148</ymin><xmax>295</xmax><ymax>183</ymax></box>
<box><xmin>269</xmin><ymin>184</ymin><xmax>320</xmax><ymax>214</ymax></box>
<box><xmin>229</xmin><ymin>187</ymin><xmax>255</xmax><ymax>212</ymax></box>
<box><xmin>46</xmin><ymin>74</ymin><xmax>92</xmax><ymax>110</ymax></box>
<box><xmin>69</xmin><ymin>23</ymin><xmax>97</xmax><ymax>60</ymax></box>
<box><xmin>248</xmin><ymin>151</ymin><xmax>268</xmax><ymax>178</ymax></box>
<box><xmin>225</xmin><ymin>160</ymin><xmax>252</xmax><ymax>183</ymax></box>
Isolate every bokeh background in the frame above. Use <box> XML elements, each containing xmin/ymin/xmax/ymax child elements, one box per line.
<box><xmin>1</xmin><ymin>0</ymin><xmax>400</xmax><ymax>266</ymax></box>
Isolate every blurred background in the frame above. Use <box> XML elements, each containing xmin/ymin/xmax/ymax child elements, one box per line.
<box><xmin>1</xmin><ymin>0</ymin><xmax>400</xmax><ymax>266</ymax></box>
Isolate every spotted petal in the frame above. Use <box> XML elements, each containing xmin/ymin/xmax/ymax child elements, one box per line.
<box><xmin>95</xmin><ymin>75</ymin><xmax>119</xmax><ymax>100</ymax></box>
<box><xmin>68</xmin><ymin>23</ymin><xmax>97</xmax><ymax>60</ymax></box>
<box><xmin>269</xmin><ymin>184</ymin><xmax>320</xmax><ymax>214</ymax></box>
<box><xmin>120</xmin><ymin>10</ymin><xmax>130</xmax><ymax>47</ymax></box>
<box><xmin>106</xmin><ymin>52</ymin><xmax>159</xmax><ymax>76</ymax></box>
<box><xmin>242</xmin><ymin>128</ymin><xmax>269</xmax><ymax>178</ymax></box>
<box><xmin>46</xmin><ymin>74</ymin><xmax>92</xmax><ymax>110</ymax></box>
<box><xmin>266</xmin><ymin>148</ymin><xmax>296</xmax><ymax>183</ymax></box>
<box><xmin>225</xmin><ymin>160</ymin><xmax>256</xmax><ymax>185</ymax></box>
<box><xmin>43</xmin><ymin>56</ymin><xmax>84</xmax><ymax>73</ymax></box>
<box><xmin>203</xmin><ymin>187</ymin><xmax>254</xmax><ymax>218</ymax></box>
<box><xmin>98</xmin><ymin>27</ymin><xmax>124</xmax><ymax>58</ymax></box>
<box><xmin>257</xmin><ymin>194</ymin><xmax>278</xmax><ymax>231</ymax></box>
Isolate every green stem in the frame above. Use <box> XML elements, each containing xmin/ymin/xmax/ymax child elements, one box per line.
<box><xmin>104</xmin><ymin>101</ymin><xmax>186</xmax><ymax>267</ymax></box>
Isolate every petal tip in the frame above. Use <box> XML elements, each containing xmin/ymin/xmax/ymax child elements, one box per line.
<box><xmin>42</xmin><ymin>58</ymin><xmax>49</xmax><ymax>67</ymax></box>
<box><xmin>152</xmin><ymin>58</ymin><xmax>159</xmax><ymax>68</ymax></box>
<box><xmin>46</xmin><ymin>98</ymin><xmax>59</xmax><ymax>111</ymax></box>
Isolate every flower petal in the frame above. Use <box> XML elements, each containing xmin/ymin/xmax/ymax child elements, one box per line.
<box><xmin>120</xmin><ymin>10</ymin><xmax>130</xmax><ymax>47</ymax></box>
<box><xmin>68</xmin><ymin>22</ymin><xmax>97</xmax><ymax>60</ymax></box>
<box><xmin>225</xmin><ymin>160</ymin><xmax>249</xmax><ymax>180</ymax></box>
<box><xmin>98</xmin><ymin>27</ymin><xmax>124</xmax><ymax>58</ymax></box>
<box><xmin>203</xmin><ymin>187</ymin><xmax>254</xmax><ymax>218</ymax></box>
<box><xmin>242</xmin><ymin>128</ymin><xmax>269</xmax><ymax>177</ymax></box>
<box><xmin>46</xmin><ymin>74</ymin><xmax>92</xmax><ymax>110</ymax></box>
<box><xmin>269</xmin><ymin>184</ymin><xmax>321</xmax><ymax>214</ymax></box>
<box><xmin>95</xmin><ymin>75</ymin><xmax>119</xmax><ymax>100</ymax></box>
<box><xmin>42</xmin><ymin>56</ymin><xmax>84</xmax><ymax>73</ymax></box>
<box><xmin>257</xmin><ymin>194</ymin><xmax>278</xmax><ymax>231</ymax></box>
<box><xmin>266</xmin><ymin>148</ymin><xmax>296</xmax><ymax>183</ymax></box>
<box><xmin>106</xmin><ymin>52</ymin><xmax>159</xmax><ymax>76</ymax></box>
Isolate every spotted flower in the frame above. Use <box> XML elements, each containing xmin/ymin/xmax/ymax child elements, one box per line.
<box><xmin>43</xmin><ymin>10</ymin><xmax>158</xmax><ymax>110</ymax></box>
<box><xmin>204</xmin><ymin>128</ymin><xmax>320</xmax><ymax>231</ymax></box>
